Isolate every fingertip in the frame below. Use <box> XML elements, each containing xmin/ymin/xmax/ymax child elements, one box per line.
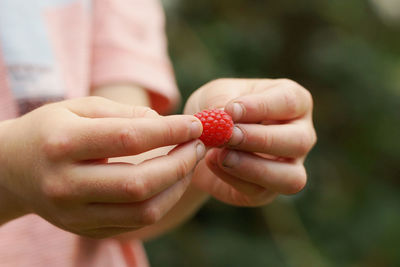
<box><xmin>221</xmin><ymin>150</ymin><xmax>240</xmax><ymax>169</ymax></box>
<box><xmin>191</xmin><ymin>117</ymin><xmax>203</xmax><ymax>138</ymax></box>
<box><xmin>162</xmin><ymin>114</ymin><xmax>203</xmax><ymax>142</ymax></box>
<box><xmin>167</xmin><ymin>140</ymin><xmax>205</xmax><ymax>168</ymax></box>
<box><xmin>180</xmin><ymin>114</ymin><xmax>203</xmax><ymax>136</ymax></box>
<box><xmin>209</xmin><ymin>148</ymin><xmax>226</xmax><ymax>168</ymax></box>
<box><xmin>215</xmin><ymin>148</ymin><xmax>241</xmax><ymax>170</ymax></box>
<box><xmin>215</xmin><ymin>148</ymin><xmax>228</xmax><ymax>164</ymax></box>
<box><xmin>205</xmin><ymin>148</ymin><xmax>220</xmax><ymax>167</ymax></box>
<box><xmin>225</xmin><ymin>102</ymin><xmax>244</xmax><ymax>121</ymax></box>
<box><xmin>228</xmin><ymin>126</ymin><xmax>244</xmax><ymax>146</ymax></box>
<box><xmin>196</xmin><ymin>141</ymin><xmax>206</xmax><ymax>161</ymax></box>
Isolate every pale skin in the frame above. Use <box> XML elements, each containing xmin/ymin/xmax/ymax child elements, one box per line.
<box><xmin>0</xmin><ymin>78</ymin><xmax>316</xmax><ymax>240</ymax></box>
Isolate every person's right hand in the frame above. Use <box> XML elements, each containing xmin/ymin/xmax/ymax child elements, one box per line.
<box><xmin>0</xmin><ymin>97</ymin><xmax>205</xmax><ymax>238</ymax></box>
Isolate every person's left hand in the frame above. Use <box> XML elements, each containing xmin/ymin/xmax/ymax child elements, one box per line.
<box><xmin>184</xmin><ymin>78</ymin><xmax>317</xmax><ymax>207</ymax></box>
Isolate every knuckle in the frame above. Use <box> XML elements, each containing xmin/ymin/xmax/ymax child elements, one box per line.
<box><xmin>282</xmin><ymin>87</ymin><xmax>299</xmax><ymax>117</ymax></box>
<box><xmin>302</xmin><ymin>88</ymin><xmax>314</xmax><ymax>108</ymax></box>
<box><xmin>261</xmin><ymin>131</ymin><xmax>274</xmax><ymax>152</ymax></box>
<box><xmin>258</xmin><ymin>97</ymin><xmax>271</xmax><ymax>117</ymax></box>
<box><xmin>279</xmin><ymin>79</ymin><xmax>313</xmax><ymax>113</ymax></box>
<box><xmin>175</xmin><ymin>158</ymin><xmax>193</xmax><ymax>180</ymax></box>
<box><xmin>41</xmin><ymin>178</ymin><xmax>70</xmax><ymax>203</ymax></box>
<box><xmin>42</xmin><ymin>132</ymin><xmax>74</xmax><ymax>159</ymax></box>
<box><xmin>124</xmin><ymin>177</ymin><xmax>147</xmax><ymax>201</ymax></box>
<box><xmin>296</xmin><ymin>130</ymin><xmax>314</xmax><ymax>156</ymax></box>
<box><xmin>118</xmin><ymin>126</ymin><xmax>140</xmax><ymax>152</ymax></box>
<box><xmin>161</xmin><ymin>120</ymin><xmax>177</xmax><ymax>143</ymax></box>
<box><xmin>140</xmin><ymin>206</ymin><xmax>161</xmax><ymax>225</ymax></box>
<box><xmin>310</xmin><ymin>128</ymin><xmax>318</xmax><ymax>148</ymax></box>
<box><xmin>284</xmin><ymin>167</ymin><xmax>307</xmax><ymax>195</ymax></box>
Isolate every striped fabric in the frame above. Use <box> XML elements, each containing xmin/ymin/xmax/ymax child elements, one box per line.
<box><xmin>0</xmin><ymin>0</ymin><xmax>179</xmax><ymax>266</ymax></box>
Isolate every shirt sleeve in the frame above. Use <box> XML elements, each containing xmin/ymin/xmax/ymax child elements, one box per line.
<box><xmin>90</xmin><ymin>0</ymin><xmax>180</xmax><ymax>114</ymax></box>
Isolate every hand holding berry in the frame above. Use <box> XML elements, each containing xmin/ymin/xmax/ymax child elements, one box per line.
<box><xmin>0</xmin><ymin>97</ymin><xmax>205</xmax><ymax>236</ymax></box>
<box><xmin>184</xmin><ymin>78</ymin><xmax>316</xmax><ymax>207</ymax></box>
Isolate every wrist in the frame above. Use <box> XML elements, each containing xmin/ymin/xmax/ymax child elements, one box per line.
<box><xmin>0</xmin><ymin>119</ymin><xmax>29</xmax><ymax>225</ymax></box>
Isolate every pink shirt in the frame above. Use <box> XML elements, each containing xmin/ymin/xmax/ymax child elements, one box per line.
<box><xmin>0</xmin><ymin>0</ymin><xmax>179</xmax><ymax>266</ymax></box>
<box><xmin>0</xmin><ymin>0</ymin><xmax>180</xmax><ymax>119</ymax></box>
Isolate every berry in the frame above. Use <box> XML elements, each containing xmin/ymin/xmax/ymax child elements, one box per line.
<box><xmin>194</xmin><ymin>109</ymin><xmax>234</xmax><ymax>147</ymax></box>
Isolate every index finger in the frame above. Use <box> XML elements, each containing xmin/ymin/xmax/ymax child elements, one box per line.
<box><xmin>225</xmin><ymin>79</ymin><xmax>313</xmax><ymax>122</ymax></box>
<box><xmin>45</xmin><ymin>115</ymin><xmax>203</xmax><ymax>160</ymax></box>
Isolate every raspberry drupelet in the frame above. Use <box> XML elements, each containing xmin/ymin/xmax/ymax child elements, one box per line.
<box><xmin>194</xmin><ymin>109</ymin><xmax>234</xmax><ymax>147</ymax></box>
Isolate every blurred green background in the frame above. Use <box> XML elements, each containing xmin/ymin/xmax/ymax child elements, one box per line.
<box><xmin>145</xmin><ymin>0</ymin><xmax>400</xmax><ymax>266</ymax></box>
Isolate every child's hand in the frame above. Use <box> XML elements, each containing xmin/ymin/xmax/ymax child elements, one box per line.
<box><xmin>0</xmin><ymin>97</ymin><xmax>205</xmax><ymax>237</ymax></box>
<box><xmin>184</xmin><ymin>79</ymin><xmax>316</xmax><ymax>207</ymax></box>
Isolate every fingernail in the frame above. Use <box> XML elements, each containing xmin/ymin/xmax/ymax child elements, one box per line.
<box><xmin>230</xmin><ymin>103</ymin><xmax>244</xmax><ymax>121</ymax></box>
<box><xmin>222</xmin><ymin>150</ymin><xmax>239</xmax><ymax>168</ymax></box>
<box><xmin>229</xmin><ymin>126</ymin><xmax>244</xmax><ymax>146</ymax></box>
<box><xmin>196</xmin><ymin>142</ymin><xmax>206</xmax><ymax>160</ymax></box>
<box><xmin>191</xmin><ymin>120</ymin><xmax>203</xmax><ymax>137</ymax></box>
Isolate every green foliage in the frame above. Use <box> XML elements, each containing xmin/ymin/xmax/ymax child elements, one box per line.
<box><xmin>146</xmin><ymin>1</ymin><xmax>400</xmax><ymax>266</ymax></box>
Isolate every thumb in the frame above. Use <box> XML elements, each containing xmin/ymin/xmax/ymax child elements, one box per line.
<box><xmin>63</xmin><ymin>96</ymin><xmax>159</xmax><ymax>118</ymax></box>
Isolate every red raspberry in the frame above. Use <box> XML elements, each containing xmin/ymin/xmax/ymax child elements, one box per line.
<box><xmin>194</xmin><ymin>109</ymin><xmax>234</xmax><ymax>147</ymax></box>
